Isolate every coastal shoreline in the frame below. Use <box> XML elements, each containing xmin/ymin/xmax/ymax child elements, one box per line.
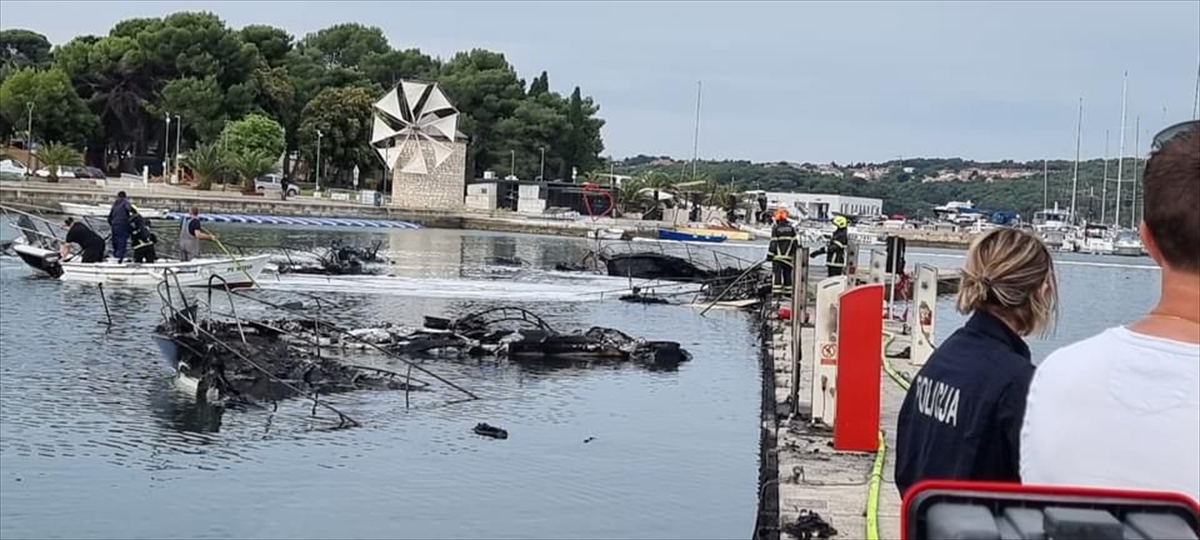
<box><xmin>0</xmin><ymin>182</ymin><xmax>976</xmax><ymax>249</ymax></box>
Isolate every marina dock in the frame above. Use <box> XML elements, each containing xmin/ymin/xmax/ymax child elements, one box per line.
<box><xmin>756</xmin><ymin>295</ymin><xmax>926</xmax><ymax>540</ymax></box>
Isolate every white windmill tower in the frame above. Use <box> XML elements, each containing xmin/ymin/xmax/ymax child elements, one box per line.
<box><xmin>370</xmin><ymin>80</ymin><xmax>460</xmax><ymax>177</ymax></box>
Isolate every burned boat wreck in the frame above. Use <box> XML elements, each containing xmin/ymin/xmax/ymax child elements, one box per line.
<box><xmin>274</xmin><ymin>240</ymin><xmax>387</xmax><ymax>276</ymax></box>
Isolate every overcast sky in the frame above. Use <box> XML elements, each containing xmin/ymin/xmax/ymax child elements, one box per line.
<box><xmin>2</xmin><ymin>1</ymin><xmax>1198</xmax><ymax>163</ymax></box>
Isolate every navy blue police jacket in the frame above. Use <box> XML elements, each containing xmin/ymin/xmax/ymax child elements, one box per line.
<box><xmin>894</xmin><ymin>310</ymin><xmax>1035</xmax><ymax>497</ymax></box>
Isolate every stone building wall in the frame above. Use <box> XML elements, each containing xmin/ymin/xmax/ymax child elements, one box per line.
<box><xmin>389</xmin><ymin>140</ymin><xmax>467</xmax><ymax>211</ymax></box>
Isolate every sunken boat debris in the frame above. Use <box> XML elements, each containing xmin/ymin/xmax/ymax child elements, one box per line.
<box><xmin>274</xmin><ymin>240</ymin><xmax>387</xmax><ymax>276</ymax></box>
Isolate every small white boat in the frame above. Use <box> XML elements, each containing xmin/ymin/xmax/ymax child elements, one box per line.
<box><xmin>60</xmin><ymin>202</ymin><xmax>168</xmax><ymax>219</ymax></box>
<box><xmin>587</xmin><ymin>228</ymin><xmax>630</xmax><ymax>241</ymax></box>
<box><xmin>1112</xmin><ymin>229</ymin><xmax>1144</xmax><ymax>257</ymax></box>
<box><xmin>10</xmin><ymin>238</ymin><xmax>268</xmax><ymax>288</ymax></box>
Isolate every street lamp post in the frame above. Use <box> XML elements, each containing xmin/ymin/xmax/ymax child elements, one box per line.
<box><xmin>163</xmin><ymin>112</ymin><xmax>172</xmax><ymax>180</ymax></box>
<box><xmin>25</xmin><ymin>102</ymin><xmax>34</xmax><ymax>176</ymax></box>
<box><xmin>510</xmin><ymin>149</ymin><xmax>516</xmax><ymax>179</ymax></box>
<box><xmin>174</xmin><ymin>114</ymin><xmax>182</xmax><ymax>181</ymax></box>
<box><xmin>539</xmin><ymin>147</ymin><xmax>545</xmax><ymax>182</ymax></box>
<box><xmin>315</xmin><ymin>129</ymin><xmax>323</xmax><ymax>192</ymax></box>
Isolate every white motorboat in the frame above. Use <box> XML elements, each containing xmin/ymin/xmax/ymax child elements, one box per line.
<box><xmin>1073</xmin><ymin>223</ymin><xmax>1115</xmax><ymax>255</ymax></box>
<box><xmin>1112</xmin><ymin>229</ymin><xmax>1144</xmax><ymax>257</ymax></box>
<box><xmin>60</xmin><ymin>202</ymin><xmax>168</xmax><ymax>219</ymax></box>
<box><xmin>10</xmin><ymin>238</ymin><xmax>268</xmax><ymax>288</ymax></box>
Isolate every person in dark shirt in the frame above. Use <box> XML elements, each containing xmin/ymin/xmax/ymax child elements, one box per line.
<box><xmin>894</xmin><ymin>227</ymin><xmax>1058</xmax><ymax>498</ymax></box>
<box><xmin>107</xmin><ymin>191</ymin><xmax>132</xmax><ymax>262</ymax></box>
<box><xmin>59</xmin><ymin>217</ymin><xmax>106</xmax><ymax>263</ymax></box>
<box><xmin>128</xmin><ymin>207</ymin><xmax>157</xmax><ymax>263</ymax></box>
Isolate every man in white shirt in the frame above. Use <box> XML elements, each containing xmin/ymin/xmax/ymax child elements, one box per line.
<box><xmin>1021</xmin><ymin>121</ymin><xmax>1200</xmax><ymax>502</ymax></box>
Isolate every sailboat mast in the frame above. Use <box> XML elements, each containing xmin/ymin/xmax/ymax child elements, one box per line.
<box><xmin>1101</xmin><ymin>129</ymin><xmax>1110</xmax><ymax>224</ymax></box>
<box><xmin>1114</xmin><ymin>71</ymin><xmax>1127</xmax><ymax>228</ymax></box>
<box><xmin>690</xmin><ymin>80</ymin><xmax>702</xmax><ymax>181</ymax></box>
<box><xmin>1131</xmin><ymin>115</ymin><xmax>1140</xmax><ymax>228</ymax></box>
<box><xmin>1193</xmin><ymin>61</ymin><xmax>1199</xmax><ymax>120</ymax></box>
<box><xmin>1070</xmin><ymin>97</ymin><xmax>1082</xmax><ymax>223</ymax></box>
<box><xmin>1042</xmin><ymin>159</ymin><xmax>1049</xmax><ymax>211</ymax></box>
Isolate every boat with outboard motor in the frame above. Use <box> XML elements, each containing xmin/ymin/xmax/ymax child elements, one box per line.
<box><xmin>3</xmin><ymin>203</ymin><xmax>268</xmax><ymax>288</ymax></box>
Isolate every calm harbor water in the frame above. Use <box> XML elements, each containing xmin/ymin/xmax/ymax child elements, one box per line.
<box><xmin>0</xmin><ymin>225</ymin><xmax>1161</xmax><ymax>538</ymax></box>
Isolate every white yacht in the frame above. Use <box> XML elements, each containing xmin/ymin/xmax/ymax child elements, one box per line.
<box><xmin>1074</xmin><ymin>223</ymin><xmax>1115</xmax><ymax>255</ymax></box>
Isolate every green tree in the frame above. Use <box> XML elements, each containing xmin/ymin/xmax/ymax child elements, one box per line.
<box><xmin>559</xmin><ymin>86</ymin><xmax>605</xmax><ymax>178</ymax></box>
<box><xmin>239</xmin><ymin>25</ymin><xmax>293</xmax><ymax>68</ymax></box>
<box><xmin>362</xmin><ymin>48</ymin><xmax>440</xmax><ymax>88</ymax></box>
<box><xmin>55</xmin><ymin>34</ymin><xmax>174</xmax><ymax>158</ymax></box>
<box><xmin>228</xmin><ymin>149</ymin><xmax>278</xmax><ymax>192</ymax></box>
<box><xmin>181</xmin><ymin>141</ymin><xmax>227</xmax><ymax>190</ymax></box>
<box><xmin>298</xmin><ymin>23</ymin><xmax>389</xmax><ymax>70</ymax></box>
<box><xmin>438</xmin><ymin>49</ymin><xmax>527</xmax><ymax>178</ymax></box>
<box><xmin>157</xmin><ymin>76</ymin><xmax>226</xmax><ymax>143</ymax></box>
<box><xmin>297</xmin><ymin>85</ymin><xmax>374</xmax><ymax>185</ymax></box>
<box><xmin>527</xmin><ymin>71</ymin><xmax>549</xmax><ymax>97</ymax></box>
<box><xmin>0</xmin><ymin>68</ymin><xmax>100</xmax><ymax>147</ymax></box>
<box><xmin>36</xmin><ymin>143</ymin><xmax>82</xmax><ymax>183</ymax></box>
<box><xmin>491</xmin><ymin>93</ymin><xmax>569</xmax><ymax>180</ymax></box>
<box><xmin>0</xmin><ymin>29</ymin><xmax>52</xmax><ymax>77</ymax></box>
<box><xmin>220</xmin><ymin>113</ymin><xmax>285</xmax><ymax>160</ymax></box>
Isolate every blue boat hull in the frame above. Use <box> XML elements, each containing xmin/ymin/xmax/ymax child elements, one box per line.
<box><xmin>656</xmin><ymin>229</ymin><xmax>727</xmax><ymax>243</ymax></box>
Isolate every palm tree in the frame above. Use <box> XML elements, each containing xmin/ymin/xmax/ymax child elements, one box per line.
<box><xmin>228</xmin><ymin>150</ymin><xmax>278</xmax><ymax>194</ymax></box>
<box><xmin>182</xmin><ymin>142</ymin><xmax>228</xmax><ymax>191</ymax></box>
<box><xmin>36</xmin><ymin>143</ymin><xmax>82</xmax><ymax>183</ymax></box>
<box><xmin>614</xmin><ymin>176</ymin><xmax>650</xmax><ymax>217</ymax></box>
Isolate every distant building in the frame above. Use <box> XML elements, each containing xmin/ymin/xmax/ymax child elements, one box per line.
<box><xmin>764</xmin><ymin>192</ymin><xmax>884</xmax><ymax>220</ymax></box>
<box><xmin>466</xmin><ymin>178</ymin><xmax>618</xmax><ymax>217</ymax></box>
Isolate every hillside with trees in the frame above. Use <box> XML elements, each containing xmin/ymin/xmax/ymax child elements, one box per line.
<box><xmin>0</xmin><ymin>14</ymin><xmax>606</xmax><ymax>188</ymax></box>
<box><xmin>613</xmin><ymin>155</ymin><xmax>1147</xmax><ymax>222</ymax></box>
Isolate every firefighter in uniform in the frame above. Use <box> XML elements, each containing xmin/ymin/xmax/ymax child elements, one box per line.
<box><xmin>811</xmin><ymin>215</ymin><xmax>850</xmax><ymax>277</ymax></box>
<box><xmin>767</xmin><ymin>208</ymin><xmax>798</xmax><ymax>296</ymax></box>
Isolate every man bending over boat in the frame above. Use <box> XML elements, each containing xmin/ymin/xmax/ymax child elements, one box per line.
<box><xmin>178</xmin><ymin>206</ymin><xmax>216</xmax><ymax>262</ymax></box>
<box><xmin>59</xmin><ymin>217</ymin><xmax>105</xmax><ymax>263</ymax></box>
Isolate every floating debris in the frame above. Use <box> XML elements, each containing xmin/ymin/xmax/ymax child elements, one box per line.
<box><xmin>275</xmin><ymin>240</ymin><xmax>386</xmax><ymax>276</ymax></box>
<box><xmin>473</xmin><ymin>423</ymin><xmax>509</xmax><ymax>439</ymax></box>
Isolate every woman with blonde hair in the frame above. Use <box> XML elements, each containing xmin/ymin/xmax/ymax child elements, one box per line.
<box><xmin>894</xmin><ymin>227</ymin><xmax>1058</xmax><ymax>497</ymax></box>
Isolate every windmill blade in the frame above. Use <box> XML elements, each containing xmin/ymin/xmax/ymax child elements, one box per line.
<box><xmin>374</xmin><ymin>88</ymin><xmax>404</xmax><ymax>124</ymax></box>
<box><xmin>422</xmin><ymin>84</ymin><xmax>457</xmax><ymax>115</ymax></box>
<box><xmin>424</xmin><ymin>114</ymin><xmax>458</xmax><ymax>142</ymax></box>
<box><xmin>401</xmin><ymin>81</ymin><xmax>429</xmax><ymax>119</ymax></box>
<box><xmin>370</xmin><ymin>114</ymin><xmax>398</xmax><ymax>144</ymax></box>
<box><xmin>418</xmin><ymin>132</ymin><xmax>454</xmax><ymax>167</ymax></box>
<box><xmin>399</xmin><ymin>137</ymin><xmax>428</xmax><ymax>174</ymax></box>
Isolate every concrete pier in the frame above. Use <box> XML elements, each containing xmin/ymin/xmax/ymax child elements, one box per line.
<box><xmin>756</xmin><ymin>311</ymin><xmax>916</xmax><ymax>540</ymax></box>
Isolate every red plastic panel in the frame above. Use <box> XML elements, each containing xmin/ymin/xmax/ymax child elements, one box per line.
<box><xmin>833</xmin><ymin>283</ymin><xmax>883</xmax><ymax>451</ymax></box>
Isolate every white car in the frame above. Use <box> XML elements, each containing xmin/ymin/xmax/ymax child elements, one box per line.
<box><xmin>34</xmin><ymin>166</ymin><xmax>77</xmax><ymax>179</ymax></box>
<box><xmin>0</xmin><ymin>159</ymin><xmax>29</xmax><ymax>178</ymax></box>
<box><xmin>255</xmin><ymin>174</ymin><xmax>299</xmax><ymax>196</ymax></box>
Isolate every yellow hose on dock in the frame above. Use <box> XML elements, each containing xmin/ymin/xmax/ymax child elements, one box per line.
<box><xmin>866</xmin><ymin>331</ymin><xmax>913</xmax><ymax>540</ymax></box>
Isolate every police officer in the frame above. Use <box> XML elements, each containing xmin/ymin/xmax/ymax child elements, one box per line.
<box><xmin>894</xmin><ymin>228</ymin><xmax>1058</xmax><ymax>497</ymax></box>
<box><xmin>767</xmin><ymin>208</ymin><xmax>797</xmax><ymax>296</ymax></box>
<box><xmin>810</xmin><ymin>215</ymin><xmax>849</xmax><ymax>277</ymax></box>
